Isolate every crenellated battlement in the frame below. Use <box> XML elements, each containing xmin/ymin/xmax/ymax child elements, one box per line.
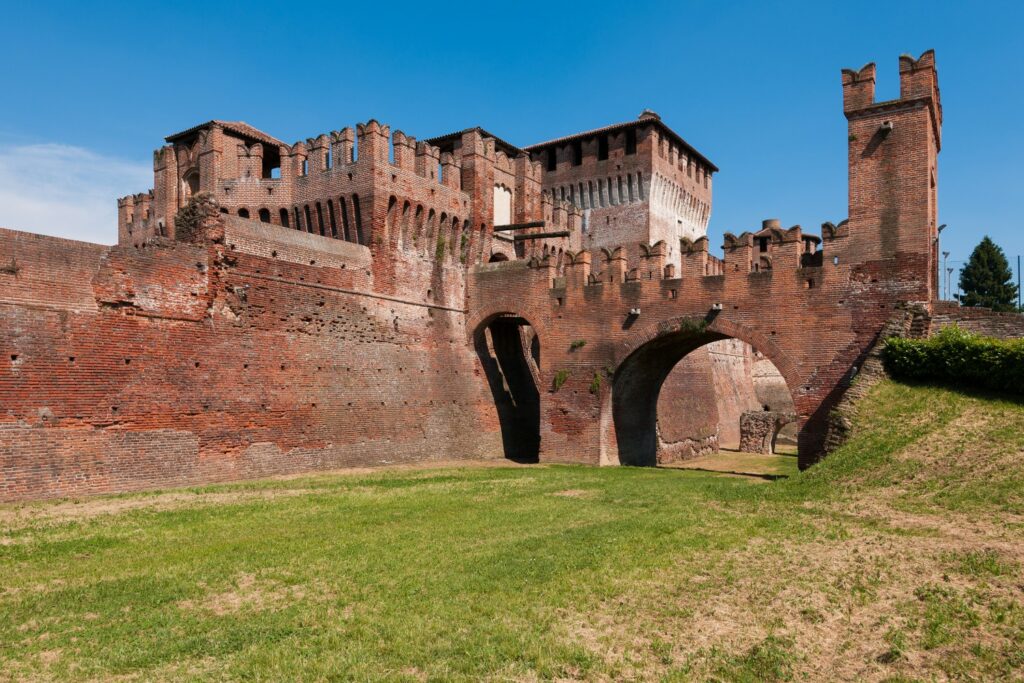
<box><xmin>542</xmin><ymin>216</ymin><xmax>832</xmax><ymax>292</ymax></box>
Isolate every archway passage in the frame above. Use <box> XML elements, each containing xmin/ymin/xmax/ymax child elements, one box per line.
<box><xmin>475</xmin><ymin>315</ymin><xmax>541</xmax><ymax>463</ymax></box>
<box><xmin>658</xmin><ymin>340</ymin><xmax>797</xmax><ymax>457</ymax></box>
<box><xmin>612</xmin><ymin>325</ymin><xmax>797</xmax><ymax>467</ymax></box>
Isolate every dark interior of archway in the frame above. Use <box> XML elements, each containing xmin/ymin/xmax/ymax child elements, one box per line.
<box><xmin>475</xmin><ymin>317</ymin><xmax>541</xmax><ymax>463</ymax></box>
<box><xmin>613</xmin><ymin>329</ymin><xmax>729</xmax><ymax>466</ymax></box>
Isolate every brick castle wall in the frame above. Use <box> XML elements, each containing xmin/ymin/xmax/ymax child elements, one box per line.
<box><xmin>0</xmin><ymin>221</ymin><xmax>502</xmax><ymax>501</ymax></box>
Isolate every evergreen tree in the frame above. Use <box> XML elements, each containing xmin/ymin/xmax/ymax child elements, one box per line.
<box><xmin>957</xmin><ymin>236</ymin><xmax>1019</xmax><ymax>311</ymax></box>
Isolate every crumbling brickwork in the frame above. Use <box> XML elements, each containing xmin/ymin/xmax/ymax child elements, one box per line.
<box><xmin>739</xmin><ymin>411</ymin><xmax>798</xmax><ymax>454</ymax></box>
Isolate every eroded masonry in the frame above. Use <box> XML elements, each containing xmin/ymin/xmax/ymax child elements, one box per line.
<box><xmin>3</xmin><ymin>50</ymin><xmax>1018</xmax><ymax>500</ymax></box>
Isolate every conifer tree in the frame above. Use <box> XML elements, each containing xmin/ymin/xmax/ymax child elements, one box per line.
<box><xmin>957</xmin><ymin>236</ymin><xmax>1018</xmax><ymax>311</ymax></box>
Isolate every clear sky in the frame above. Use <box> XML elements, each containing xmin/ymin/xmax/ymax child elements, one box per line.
<box><xmin>1</xmin><ymin>0</ymin><xmax>1021</xmax><ymax>295</ymax></box>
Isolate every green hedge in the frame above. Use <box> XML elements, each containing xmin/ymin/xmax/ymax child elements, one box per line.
<box><xmin>883</xmin><ymin>326</ymin><xmax>1024</xmax><ymax>395</ymax></box>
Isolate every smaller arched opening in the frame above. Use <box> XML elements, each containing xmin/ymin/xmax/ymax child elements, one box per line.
<box><xmin>489</xmin><ymin>252</ymin><xmax>509</xmax><ymax>263</ymax></box>
<box><xmin>237</xmin><ymin>208</ymin><xmax>250</xmax><ymax>219</ymax></box>
<box><xmin>258</xmin><ymin>208</ymin><xmax>271</xmax><ymax>223</ymax></box>
<box><xmin>182</xmin><ymin>170</ymin><xmax>200</xmax><ymax>200</ymax></box>
<box><xmin>474</xmin><ymin>313</ymin><xmax>541</xmax><ymax>463</ymax></box>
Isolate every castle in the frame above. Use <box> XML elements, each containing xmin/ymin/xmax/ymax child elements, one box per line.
<box><xmin>4</xmin><ymin>50</ymin><xmax>1019</xmax><ymax>500</ymax></box>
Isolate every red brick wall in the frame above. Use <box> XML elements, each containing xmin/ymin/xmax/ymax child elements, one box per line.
<box><xmin>1</xmin><ymin>221</ymin><xmax>503</xmax><ymax>501</ymax></box>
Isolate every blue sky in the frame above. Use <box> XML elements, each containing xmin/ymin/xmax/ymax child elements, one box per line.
<box><xmin>1</xmin><ymin>0</ymin><xmax>1021</xmax><ymax>295</ymax></box>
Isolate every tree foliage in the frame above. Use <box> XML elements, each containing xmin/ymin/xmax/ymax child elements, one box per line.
<box><xmin>958</xmin><ymin>236</ymin><xmax>1018</xmax><ymax>311</ymax></box>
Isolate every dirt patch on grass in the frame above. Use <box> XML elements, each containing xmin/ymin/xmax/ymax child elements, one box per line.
<box><xmin>0</xmin><ymin>488</ymin><xmax>321</xmax><ymax>528</ymax></box>
<box><xmin>552</xmin><ymin>489</ymin><xmax>592</xmax><ymax>498</ymax></box>
<box><xmin>177</xmin><ymin>573</ymin><xmax>310</xmax><ymax>617</ymax></box>
<box><xmin>0</xmin><ymin>459</ymin><xmax>543</xmax><ymax>529</ymax></box>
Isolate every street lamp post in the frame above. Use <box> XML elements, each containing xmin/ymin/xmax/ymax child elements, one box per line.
<box><xmin>942</xmin><ymin>250</ymin><xmax>950</xmax><ymax>300</ymax></box>
<box><xmin>937</xmin><ymin>225</ymin><xmax>948</xmax><ymax>301</ymax></box>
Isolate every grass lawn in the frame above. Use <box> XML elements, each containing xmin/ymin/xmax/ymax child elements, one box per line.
<box><xmin>2</xmin><ymin>381</ymin><xmax>1024</xmax><ymax>681</ymax></box>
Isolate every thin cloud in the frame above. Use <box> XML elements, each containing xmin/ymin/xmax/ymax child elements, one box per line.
<box><xmin>0</xmin><ymin>143</ymin><xmax>151</xmax><ymax>245</ymax></box>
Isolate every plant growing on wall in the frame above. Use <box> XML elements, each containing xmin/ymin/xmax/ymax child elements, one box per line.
<box><xmin>678</xmin><ymin>318</ymin><xmax>708</xmax><ymax>335</ymax></box>
<box><xmin>570</xmin><ymin>339</ymin><xmax>586</xmax><ymax>350</ymax></box>
<box><xmin>589</xmin><ymin>372</ymin><xmax>602</xmax><ymax>394</ymax></box>
<box><xmin>552</xmin><ymin>369</ymin><xmax>570</xmax><ymax>391</ymax></box>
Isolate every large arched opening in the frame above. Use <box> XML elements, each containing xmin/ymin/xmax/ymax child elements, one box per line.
<box><xmin>612</xmin><ymin>320</ymin><xmax>798</xmax><ymax>467</ymax></box>
<box><xmin>473</xmin><ymin>313</ymin><xmax>541</xmax><ymax>463</ymax></box>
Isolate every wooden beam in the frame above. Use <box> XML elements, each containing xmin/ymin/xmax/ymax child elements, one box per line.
<box><xmin>513</xmin><ymin>231</ymin><xmax>570</xmax><ymax>241</ymax></box>
<box><xmin>493</xmin><ymin>220</ymin><xmax>546</xmax><ymax>232</ymax></box>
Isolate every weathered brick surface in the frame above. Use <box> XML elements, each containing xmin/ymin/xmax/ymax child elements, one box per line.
<box><xmin>2</xmin><ymin>51</ymin><xmax>973</xmax><ymax>500</ymax></box>
<box><xmin>739</xmin><ymin>411</ymin><xmax>797</xmax><ymax>454</ymax></box>
<box><xmin>930</xmin><ymin>301</ymin><xmax>1024</xmax><ymax>338</ymax></box>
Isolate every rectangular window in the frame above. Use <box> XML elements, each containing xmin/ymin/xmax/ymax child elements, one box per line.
<box><xmin>572</xmin><ymin>141</ymin><xmax>583</xmax><ymax>166</ymax></box>
<box><xmin>625</xmin><ymin>128</ymin><xmax>637</xmax><ymax>155</ymax></box>
<box><xmin>547</xmin><ymin>148</ymin><xmax>557</xmax><ymax>172</ymax></box>
<box><xmin>597</xmin><ymin>136</ymin><xmax>609</xmax><ymax>161</ymax></box>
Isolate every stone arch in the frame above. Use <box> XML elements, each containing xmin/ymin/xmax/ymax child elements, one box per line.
<box><xmin>611</xmin><ymin>315</ymin><xmax>802</xmax><ymax>466</ymax></box>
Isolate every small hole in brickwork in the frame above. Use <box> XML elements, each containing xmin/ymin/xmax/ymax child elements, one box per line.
<box><xmin>311</xmin><ymin>403</ymin><xmax>317</xmax><ymax>408</ymax></box>
<box><xmin>557</xmin><ymin>297</ymin><xmax>565</xmax><ymax>306</ymax></box>
<box><xmin>381</xmin><ymin>401</ymin><xmax>385</xmax><ymax>406</ymax></box>
<box><xmin>194</xmin><ymin>361</ymin><xmax>200</xmax><ymax>368</ymax></box>
<box><xmin>309</xmin><ymin>260</ymin><xmax>316</xmax><ymax>265</ymax></box>
<box><xmin>68</xmin><ymin>356</ymin><xmax>75</xmax><ymax>363</ymax></box>
<box><xmin>272</xmin><ymin>251</ymin><xmax>278</xmax><ymax>258</ymax></box>
<box><xmin>771</xmin><ymin>331</ymin><xmax>777</xmax><ymax>335</ymax></box>
<box><xmin>124</xmin><ymin>358</ymin><xmax>131</xmax><ymax>365</ymax></box>
<box><xmin>10</xmin><ymin>354</ymin><xmax>18</xmax><ymax>361</ymax></box>
<box><xmin>280</xmin><ymin>364</ymin><xmax>286</xmax><ymax>370</ymax></box>
<box><xmin>244</xmin><ymin>363</ymin><xmax>249</xmax><ymax>369</ymax></box>
<box><xmin>348</xmin><ymin>402</ymin><xmax>353</xmax><ymax>407</ymax></box>
<box><xmin>348</xmin><ymin>173</ymin><xmax>353</xmax><ymax>181</ymax></box>
<box><xmin>111</xmin><ymin>406</ymin><xmax>119</xmax><ymax>412</ymax></box>
<box><xmin>733</xmin><ymin>305</ymin><xmax>739</xmax><ymax>310</ymax></box>
<box><xmin>806</xmin><ymin>279</ymin><xmax>814</xmax><ymax>289</ymax></box>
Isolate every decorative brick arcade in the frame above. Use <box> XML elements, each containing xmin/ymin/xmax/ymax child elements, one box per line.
<box><xmin>2</xmin><ymin>51</ymin><xmax>988</xmax><ymax>501</ymax></box>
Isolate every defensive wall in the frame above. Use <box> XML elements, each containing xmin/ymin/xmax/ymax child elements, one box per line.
<box><xmin>3</xmin><ymin>49</ymin><xmax>1020</xmax><ymax>501</ymax></box>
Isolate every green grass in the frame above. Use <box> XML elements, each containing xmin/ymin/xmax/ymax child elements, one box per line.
<box><xmin>1</xmin><ymin>381</ymin><xmax>1023</xmax><ymax>681</ymax></box>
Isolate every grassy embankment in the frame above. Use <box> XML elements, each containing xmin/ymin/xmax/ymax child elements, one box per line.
<box><xmin>2</xmin><ymin>380</ymin><xmax>1023</xmax><ymax>681</ymax></box>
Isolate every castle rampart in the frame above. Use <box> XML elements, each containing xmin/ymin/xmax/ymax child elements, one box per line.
<box><xmin>6</xmin><ymin>50</ymin><xmax>1014</xmax><ymax>501</ymax></box>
